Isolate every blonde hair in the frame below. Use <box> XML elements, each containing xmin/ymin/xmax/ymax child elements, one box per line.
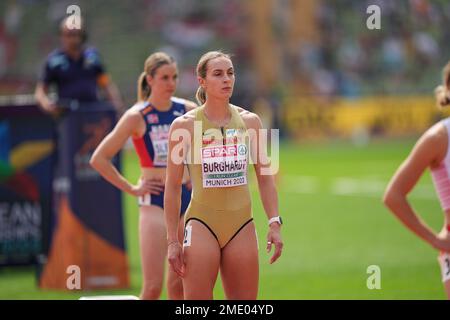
<box><xmin>137</xmin><ymin>52</ymin><xmax>175</xmax><ymax>102</ymax></box>
<box><xmin>195</xmin><ymin>51</ymin><xmax>232</xmax><ymax>105</ymax></box>
<box><xmin>435</xmin><ymin>61</ymin><xmax>450</xmax><ymax>108</ymax></box>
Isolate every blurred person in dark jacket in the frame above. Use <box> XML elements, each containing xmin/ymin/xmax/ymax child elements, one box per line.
<box><xmin>35</xmin><ymin>17</ymin><xmax>123</xmax><ymax>115</ymax></box>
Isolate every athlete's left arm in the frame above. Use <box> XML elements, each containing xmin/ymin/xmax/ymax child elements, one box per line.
<box><xmin>245</xmin><ymin>112</ymin><xmax>283</xmax><ymax>264</ymax></box>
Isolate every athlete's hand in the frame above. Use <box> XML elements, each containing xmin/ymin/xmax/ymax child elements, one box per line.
<box><xmin>167</xmin><ymin>242</ymin><xmax>185</xmax><ymax>277</ymax></box>
<box><xmin>130</xmin><ymin>178</ymin><xmax>164</xmax><ymax>196</ymax></box>
<box><xmin>185</xmin><ymin>179</ymin><xmax>192</xmax><ymax>191</ymax></box>
<box><xmin>267</xmin><ymin>223</ymin><xmax>283</xmax><ymax>264</ymax></box>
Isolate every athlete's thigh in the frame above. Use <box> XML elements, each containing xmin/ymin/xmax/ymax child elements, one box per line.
<box><xmin>183</xmin><ymin>219</ymin><xmax>221</xmax><ymax>299</ymax></box>
<box><xmin>220</xmin><ymin>221</ymin><xmax>259</xmax><ymax>300</ymax></box>
<box><xmin>139</xmin><ymin>205</ymin><xmax>167</xmax><ymax>284</ymax></box>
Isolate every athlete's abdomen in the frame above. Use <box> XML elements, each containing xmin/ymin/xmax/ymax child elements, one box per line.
<box><xmin>189</xmin><ymin>168</ymin><xmax>251</xmax><ymax>211</ymax></box>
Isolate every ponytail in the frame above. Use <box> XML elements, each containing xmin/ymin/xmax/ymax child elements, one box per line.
<box><xmin>137</xmin><ymin>72</ymin><xmax>150</xmax><ymax>102</ymax></box>
<box><xmin>435</xmin><ymin>61</ymin><xmax>450</xmax><ymax>109</ymax></box>
<box><xmin>196</xmin><ymin>86</ymin><xmax>206</xmax><ymax>105</ymax></box>
<box><xmin>435</xmin><ymin>85</ymin><xmax>450</xmax><ymax>108</ymax></box>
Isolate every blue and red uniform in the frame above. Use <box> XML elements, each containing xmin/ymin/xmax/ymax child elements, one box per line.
<box><xmin>132</xmin><ymin>97</ymin><xmax>191</xmax><ymax>215</ymax></box>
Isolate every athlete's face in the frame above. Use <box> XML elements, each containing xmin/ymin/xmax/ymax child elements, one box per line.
<box><xmin>200</xmin><ymin>57</ymin><xmax>235</xmax><ymax>101</ymax></box>
<box><xmin>147</xmin><ymin>63</ymin><xmax>178</xmax><ymax>99</ymax></box>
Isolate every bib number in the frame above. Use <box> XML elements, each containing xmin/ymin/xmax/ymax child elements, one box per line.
<box><xmin>150</xmin><ymin>131</ymin><xmax>169</xmax><ymax>166</ymax></box>
<box><xmin>438</xmin><ymin>253</ymin><xmax>450</xmax><ymax>282</ymax></box>
<box><xmin>201</xmin><ymin>143</ymin><xmax>248</xmax><ymax>188</ymax></box>
<box><xmin>183</xmin><ymin>225</ymin><xmax>192</xmax><ymax>247</ymax></box>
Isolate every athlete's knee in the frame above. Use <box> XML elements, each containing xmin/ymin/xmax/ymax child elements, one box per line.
<box><xmin>140</xmin><ymin>282</ymin><xmax>163</xmax><ymax>300</ymax></box>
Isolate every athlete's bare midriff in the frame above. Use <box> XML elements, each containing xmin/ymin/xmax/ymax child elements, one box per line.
<box><xmin>140</xmin><ymin>166</ymin><xmax>190</xmax><ymax>184</ymax></box>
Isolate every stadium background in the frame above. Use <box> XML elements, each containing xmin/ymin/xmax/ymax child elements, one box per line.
<box><xmin>1</xmin><ymin>0</ymin><xmax>450</xmax><ymax>299</ymax></box>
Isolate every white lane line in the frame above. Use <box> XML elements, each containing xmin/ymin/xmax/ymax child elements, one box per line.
<box><xmin>282</xmin><ymin>175</ymin><xmax>437</xmax><ymax>200</ymax></box>
<box><xmin>282</xmin><ymin>176</ymin><xmax>320</xmax><ymax>194</ymax></box>
<box><xmin>331</xmin><ymin>177</ymin><xmax>386</xmax><ymax>196</ymax></box>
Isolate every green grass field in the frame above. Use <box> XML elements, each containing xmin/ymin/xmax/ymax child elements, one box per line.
<box><xmin>0</xmin><ymin>138</ymin><xmax>447</xmax><ymax>299</ymax></box>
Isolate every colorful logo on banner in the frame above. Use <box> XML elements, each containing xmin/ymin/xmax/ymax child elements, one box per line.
<box><xmin>0</xmin><ymin>120</ymin><xmax>54</xmax><ymax>261</ymax></box>
<box><xmin>0</xmin><ymin>121</ymin><xmax>54</xmax><ymax>201</ymax></box>
<box><xmin>39</xmin><ymin>106</ymin><xmax>129</xmax><ymax>290</ymax></box>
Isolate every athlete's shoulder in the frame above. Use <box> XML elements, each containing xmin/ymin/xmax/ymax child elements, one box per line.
<box><xmin>171</xmin><ymin>108</ymin><xmax>196</xmax><ymax>128</ymax></box>
<box><xmin>424</xmin><ymin>119</ymin><xmax>448</xmax><ymax>143</ymax></box>
<box><xmin>413</xmin><ymin>119</ymin><xmax>448</xmax><ymax>165</ymax></box>
<box><xmin>232</xmin><ymin>104</ymin><xmax>256</xmax><ymax>118</ymax></box>
<box><xmin>171</xmin><ymin>96</ymin><xmax>186</xmax><ymax>105</ymax></box>
<box><xmin>232</xmin><ymin>104</ymin><xmax>261</xmax><ymax>128</ymax></box>
<box><xmin>171</xmin><ymin>96</ymin><xmax>198</xmax><ymax>111</ymax></box>
<box><xmin>127</xmin><ymin>101</ymin><xmax>149</xmax><ymax>117</ymax></box>
<box><xmin>180</xmin><ymin>107</ymin><xmax>197</xmax><ymax>121</ymax></box>
<box><xmin>110</xmin><ymin>107</ymin><xmax>144</xmax><ymax>138</ymax></box>
<box><xmin>185</xmin><ymin>100</ymin><xmax>198</xmax><ymax>111</ymax></box>
<box><xmin>130</xmin><ymin>101</ymin><xmax>154</xmax><ymax>114</ymax></box>
<box><xmin>184</xmin><ymin>99</ymin><xmax>198</xmax><ymax>111</ymax></box>
<box><xmin>122</xmin><ymin>104</ymin><xmax>144</xmax><ymax>122</ymax></box>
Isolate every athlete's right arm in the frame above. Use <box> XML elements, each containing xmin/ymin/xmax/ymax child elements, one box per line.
<box><xmin>165</xmin><ymin>117</ymin><xmax>190</xmax><ymax>277</ymax></box>
<box><xmin>383</xmin><ymin>125</ymin><xmax>449</xmax><ymax>251</ymax></box>
<box><xmin>90</xmin><ymin>110</ymin><xmax>163</xmax><ymax>197</ymax></box>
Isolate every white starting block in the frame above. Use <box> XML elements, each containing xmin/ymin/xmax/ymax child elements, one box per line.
<box><xmin>79</xmin><ymin>295</ymin><xmax>139</xmax><ymax>300</ymax></box>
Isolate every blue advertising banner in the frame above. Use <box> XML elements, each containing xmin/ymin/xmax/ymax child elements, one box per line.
<box><xmin>0</xmin><ymin>105</ymin><xmax>55</xmax><ymax>266</ymax></box>
<box><xmin>39</xmin><ymin>102</ymin><xmax>129</xmax><ymax>290</ymax></box>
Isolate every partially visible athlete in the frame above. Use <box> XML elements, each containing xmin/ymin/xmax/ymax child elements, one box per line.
<box><xmin>384</xmin><ymin>61</ymin><xmax>450</xmax><ymax>299</ymax></box>
<box><xmin>35</xmin><ymin>17</ymin><xmax>123</xmax><ymax>114</ymax></box>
